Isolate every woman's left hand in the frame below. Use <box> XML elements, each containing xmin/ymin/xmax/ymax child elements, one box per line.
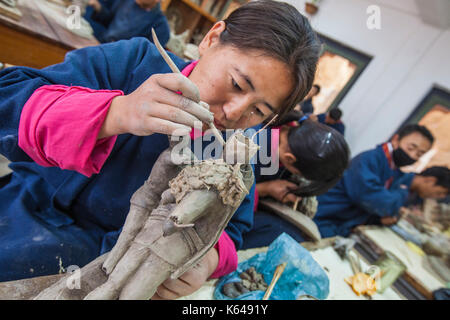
<box><xmin>151</xmin><ymin>247</ymin><xmax>219</xmax><ymax>299</ymax></box>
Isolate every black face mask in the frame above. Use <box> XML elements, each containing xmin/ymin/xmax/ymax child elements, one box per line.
<box><xmin>392</xmin><ymin>147</ymin><xmax>416</xmax><ymax>167</ymax></box>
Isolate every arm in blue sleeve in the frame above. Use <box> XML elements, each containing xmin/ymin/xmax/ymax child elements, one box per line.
<box><xmin>0</xmin><ymin>38</ymin><xmax>163</xmax><ymax>162</ymax></box>
<box><xmin>91</xmin><ymin>4</ymin><xmax>115</xmax><ymax>26</ymax></box>
<box><xmin>146</xmin><ymin>14</ymin><xmax>170</xmax><ymax>47</ymax></box>
<box><xmin>344</xmin><ymin>155</ymin><xmax>410</xmax><ymax>218</ymax></box>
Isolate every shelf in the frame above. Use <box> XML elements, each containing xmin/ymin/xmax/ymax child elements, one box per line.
<box><xmin>180</xmin><ymin>0</ymin><xmax>217</xmax><ymax>23</ymax></box>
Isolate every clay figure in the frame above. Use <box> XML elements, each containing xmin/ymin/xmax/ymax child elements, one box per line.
<box><xmin>35</xmin><ymin>131</ymin><xmax>258</xmax><ymax>299</ymax></box>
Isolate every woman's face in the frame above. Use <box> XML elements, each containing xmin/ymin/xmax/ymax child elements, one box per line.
<box><xmin>188</xmin><ymin>22</ymin><xmax>294</xmax><ymax>130</ymax></box>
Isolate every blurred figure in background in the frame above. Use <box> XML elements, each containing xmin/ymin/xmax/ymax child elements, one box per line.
<box><xmin>313</xmin><ymin>124</ymin><xmax>437</xmax><ymax>237</ymax></box>
<box><xmin>310</xmin><ymin>107</ymin><xmax>345</xmax><ymax>136</ymax></box>
<box><xmin>296</xmin><ymin>84</ymin><xmax>320</xmax><ymax>115</ymax></box>
<box><xmin>85</xmin><ymin>0</ymin><xmax>170</xmax><ymax>46</ymax></box>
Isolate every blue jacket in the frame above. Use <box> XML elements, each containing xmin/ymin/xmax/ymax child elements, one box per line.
<box><xmin>85</xmin><ymin>1</ymin><xmax>170</xmax><ymax>46</ymax></box>
<box><xmin>313</xmin><ymin>144</ymin><xmax>414</xmax><ymax>237</ymax></box>
<box><xmin>317</xmin><ymin>113</ymin><xmax>345</xmax><ymax>136</ymax></box>
<box><xmin>300</xmin><ymin>98</ymin><xmax>314</xmax><ymax>114</ymax></box>
<box><xmin>0</xmin><ymin>38</ymin><xmax>254</xmax><ymax>281</ymax></box>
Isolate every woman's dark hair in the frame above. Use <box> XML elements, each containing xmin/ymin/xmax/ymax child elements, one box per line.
<box><xmin>419</xmin><ymin>166</ymin><xmax>450</xmax><ymax>191</ymax></box>
<box><xmin>220</xmin><ymin>0</ymin><xmax>321</xmax><ymax>119</ymax></box>
<box><xmin>286</xmin><ymin>119</ymin><xmax>350</xmax><ymax>197</ymax></box>
<box><xmin>397</xmin><ymin>124</ymin><xmax>434</xmax><ymax>145</ymax></box>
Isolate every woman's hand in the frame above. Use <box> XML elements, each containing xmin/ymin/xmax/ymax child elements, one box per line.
<box><xmin>257</xmin><ymin>179</ymin><xmax>298</xmax><ymax>204</ymax></box>
<box><xmin>88</xmin><ymin>0</ymin><xmax>102</xmax><ymax>12</ymax></box>
<box><xmin>151</xmin><ymin>247</ymin><xmax>219</xmax><ymax>300</ymax></box>
<box><xmin>98</xmin><ymin>73</ymin><xmax>214</xmax><ymax>139</ymax></box>
<box><xmin>380</xmin><ymin>216</ymin><xmax>398</xmax><ymax>226</ymax></box>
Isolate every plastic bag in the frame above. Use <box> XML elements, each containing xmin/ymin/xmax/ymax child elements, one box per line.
<box><xmin>214</xmin><ymin>233</ymin><xmax>329</xmax><ymax>300</ymax></box>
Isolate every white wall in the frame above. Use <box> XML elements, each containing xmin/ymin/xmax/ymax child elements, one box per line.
<box><xmin>282</xmin><ymin>0</ymin><xmax>450</xmax><ymax>157</ymax></box>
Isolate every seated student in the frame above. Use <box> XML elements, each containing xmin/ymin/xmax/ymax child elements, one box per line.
<box><xmin>313</xmin><ymin>124</ymin><xmax>438</xmax><ymax>238</ymax></box>
<box><xmin>85</xmin><ymin>0</ymin><xmax>170</xmax><ymax>46</ymax></box>
<box><xmin>0</xmin><ymin>0</ymin><xmax>321</xmax><ymax>298</ymax></box>
<box><xmin>377</xmin><ymin>166</ymin><xmax>450</xmax><ymax>226</ymax></box>
<box><xmin>295</xmin><ymin>84</ymin><xmax>320</xmax><ymax>114</ymax></box>
<box><xmin>241</xmin><ymin>112</ymin><xmax>350</xmax><ymax>249</ymax></box>
<box><xmin>311</xmin><ymin>108</ymin><xmax>345</xmax><ymax>136</ymax></box>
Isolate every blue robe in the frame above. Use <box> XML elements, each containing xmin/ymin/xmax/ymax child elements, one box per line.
<box><xmin>84</xmin><ymin>1</ymin><xmax>170</xmax><ymax>46</ymax></box>
<box><xmin>241</xmin><ymin>128</ymin><xmax>308</xmax><ymax>249</ymax></box>
<box><xmin>300</xmin><ymin>98</ymin><xmax>314</xmax><ymax>114</ymax></box>
<box><xmin>317</xmin><ymin>113</ymin><xmax>345</xmax><ymax>136</ymax></box>
<box><xmin>313</xmin><ymin>144</ymin><xmax>414</xmax><ymax>238</ymax></box>
<box><xmin>0</xmin><ymin>38</ymin><xmax>254</xmax><ymax>281</ymax></box>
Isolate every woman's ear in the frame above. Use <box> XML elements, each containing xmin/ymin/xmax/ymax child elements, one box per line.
<box><xmin>391</xmin><ymin>134</ymin><xmax>400</xmax><ymax>149</ymax></box>
<box><xmin>283</xmin><ymin>152</ymin><xmax>297</xmax><ymax>165</ymax></box>
<box><xmin>282</xmin><ymin>152</ymin><xmax>301</xmax><ymax>175</ymax></box>
<box><xmin>198</xmin><ymin>21</ymin><xmax>226</xmax><ymax>55</ymax></box>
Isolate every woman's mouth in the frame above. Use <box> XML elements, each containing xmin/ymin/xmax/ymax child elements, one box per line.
<box><xmin>213</xmin><ymin>119</ymin><xmax>226</xmax><ymax>131</ymax></box>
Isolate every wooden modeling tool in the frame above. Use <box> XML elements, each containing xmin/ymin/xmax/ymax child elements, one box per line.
<box><xmin>263</xmin><ymin>262</ymin><xmax>287</xmax><ymax>300</ymax></box>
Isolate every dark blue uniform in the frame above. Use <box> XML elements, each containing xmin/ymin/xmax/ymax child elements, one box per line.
<box><xmin>300</xmin><ymin>98</ymin><xmax>314</xmax><ymax>114</ymax></box>
<box><xmin>313</xmin><ymin>144</ymin><xmax>414</xmax><ymax>238</ymax></box>
<box><xmin>0</xmin><ymin>38</ymin><xmax>254</xmax><ymax>281</ymax></box>
<box><xmin>84</xmin><ymin>1</ymin><xmax>170</xmax><ymax>46</ymax></box>
<box><xmin>317</xmin><ymin>113</ymin><xmax>345</xmax><ymax>136</ymax></box>
<box><xmin>241</xmin><ymin>128</ymin><xmax>309</xmax><ymax>249</ymax></box>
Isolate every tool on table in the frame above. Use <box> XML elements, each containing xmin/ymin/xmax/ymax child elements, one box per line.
<box><xmin>373</xmin><ymin>251</ymin><xmax>407</xmax><ymax>293</ymax></box>
<box><xmin>333</xmin><ymin>236</ymin><xmax>360</xmax><ymax>274</ymax></box>
<box><xmin>334</xmin><ymin>237</ymin><xmax>377</xmax><ymax>297</ymax></box>
<box><xmin>263</xmin><ymin>262</ymin><xmax>287</xmax><ymax>300</ymax></box>
<box><xmin>151</xmin><ymin>28</ymin><xmax>225</xmax><ymax>146</ymax></box>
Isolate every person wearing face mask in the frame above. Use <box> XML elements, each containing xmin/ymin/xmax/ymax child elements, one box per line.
<box><xmin>0</xmin><ymin>1</ymin><xmax>321</xmax><ymax>298</ymax></box>
<box><xmin>240</xmin><ymin>112</ymin><xmax>350</xmax><ymax>249</ymax></box>
<box><xmin>312</xmin><ymin>124</ymin><xmax>435</xmax><ymax>238</ymax></box>
<box><xmin>84</xmin><ymin>0</ymin><xmax>170</xmax><ymax>45</ymax></box>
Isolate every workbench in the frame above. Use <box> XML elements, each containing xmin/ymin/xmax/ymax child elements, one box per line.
<box><xmin>0</xmin><ymin>0</ymin><xmax>98</xmax><ymax>69</ymax></box>
<box><xmin>0</xmin><ymin>238</ymin><xmax>404</xmax><ymax>300</ymax></box>
<box><xmin>353</xmin><ymin>226</ymin><xmax>447</xmax><ymax>300</ymax></box>
<box><xmin>180</xmin><ymin>242</ymin><xmax>405</xmax><ymax>300</ymax></box>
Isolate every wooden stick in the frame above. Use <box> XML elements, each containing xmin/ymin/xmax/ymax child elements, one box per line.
<box><xmin>263</xmin><ymin>262</ymin><xmax>287</xmax><ymax>300</ymax></box>
<box><xmin>151</xmin><ymin>28</ymin><xmax>225</xmax><ymax>146</ymax></box>
<box><xmin>251</xmin><ymin>114</ymin><xmax>278</xmax><ymax>140</ymax></box>
<box><xmin>292</xmin><ymin>197</ymin><xmax>300</xmax><ymax>211</ymax></box>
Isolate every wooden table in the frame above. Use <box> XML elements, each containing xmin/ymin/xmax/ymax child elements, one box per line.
<box><xmin>180</xmin><ymin>243</ymin><xmax>405</xmax><ymax>300</ymax></box>
<box><xmin>0</xmin><ymin>0</ymin><xmax>99</xmax><ymax>69</ymax></box>
<box><xmin>354</xmin><ymin>225</ymin><xmax>447</xmax><ymax>300</ymax></box>
<box><xmin>0</xmin><ymin>238</ymin><xmax>405</xmax><ymax>300</ymax></box>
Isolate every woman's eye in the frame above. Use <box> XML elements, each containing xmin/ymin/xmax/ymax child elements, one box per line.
<box><xmin>254</xmin><ymin>106</ymin><xmax>265</xmax><ymax>117</ymax></box>
<box><xmin>232</xmin><ymin>79</ymin><xmax>242</xmax><ymax>91</ymax></box>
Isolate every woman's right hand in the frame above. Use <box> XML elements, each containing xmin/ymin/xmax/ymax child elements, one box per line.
<box><xmin>88</xmin><ymin>0</ymin><xmax>102</xmax><ymax>12</ymax></box>
<box><xmin>98</xmin><ymin>73</ymin><xmax>214</xmax><ymax>139</ymax></box>
<box><xmin>257</xmin><ymin>179</ymin><xmax>299</xmax><ymax>204</ymax></box>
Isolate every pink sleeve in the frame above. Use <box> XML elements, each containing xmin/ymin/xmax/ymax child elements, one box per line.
<box><xmin>209</xmin><ymin>231</ymin><xmax>238</xmax><ymax>279</ymax></box>
<box><xmin>18</xmin><ymin>85</ymin><xmax>123</xmax><ymax>177</ymax></box>
<box><xmin>254</xmin><ymin>186</ymin><xmax>259</xmax><ymax>212</ymax></box>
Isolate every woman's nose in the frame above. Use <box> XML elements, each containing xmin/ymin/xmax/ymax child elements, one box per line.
<box><xmin>223</xmin><ymin>96</ymin><xmax>252</xmax><ymax>122</ymax></box>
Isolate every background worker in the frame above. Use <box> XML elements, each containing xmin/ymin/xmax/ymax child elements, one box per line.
<box><xmin>310</xmin><ymin>107</ymin><xmax>345</xmax><ymax>136</ymax></box>
<box><xmin>296</xmin><ymin>84</ymin><xmax>321</xmax><ymax>115</ymax></box>
<box><xmin>85</xmin><ymin>0</ymin><xmax>171</xmax><ymax>45</ymax></box>
<box><xmin>313</xmin><ymin>124</ymin><xmax>437</xmax><ymax>237</ymax></box>
<box><xmin>241</xmin><ymin>112</ymin><xmax>350</xmax><ymax>248</ymax></box>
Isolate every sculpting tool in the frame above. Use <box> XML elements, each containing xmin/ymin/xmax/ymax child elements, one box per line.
<box><xmin>263</xmin><ymin>262</ymin><xmax>287</xmax><ymax>300</ymax></box>
<box><xmin>151</xmin><ymin>28</ymin><xmax>225</xmax><ymax>146</ymax></box>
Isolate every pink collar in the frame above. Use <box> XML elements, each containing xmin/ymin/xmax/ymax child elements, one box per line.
<box><xmin>181</xmin><ymin>60</ymin><xmax>205</xmax><ymax>139</ymax></box>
